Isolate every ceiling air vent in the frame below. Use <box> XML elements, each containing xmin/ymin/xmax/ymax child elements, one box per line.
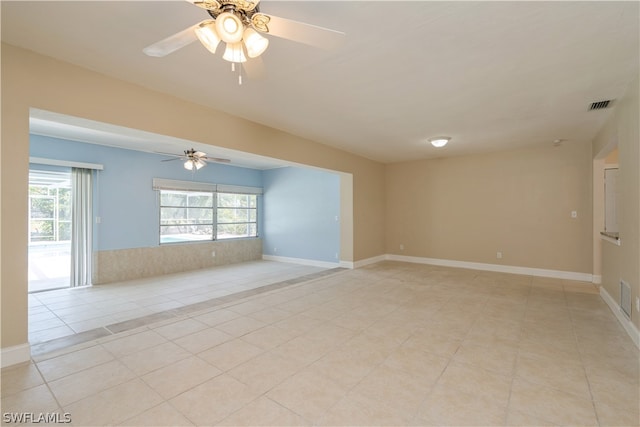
<box><xmin>589</xmin><ymin>100</ymin><xmax>613</xmax><ymax>111</ymax></box>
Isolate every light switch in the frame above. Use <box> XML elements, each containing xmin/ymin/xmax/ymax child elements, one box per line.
<box><xmin>571</xmin><ymin>211</ymin><xmax>577</xmax><ymax>218</ymax></box>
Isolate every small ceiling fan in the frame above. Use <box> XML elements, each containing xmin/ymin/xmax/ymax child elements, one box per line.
<box><xmin>143</xmin><ymin>0</ymin><xmax>345</xmax><ymax>81</ymax></box>
<box><xmin>161</xmin><ymin>148</ymin><xmax>230</xmax><ymax>171</ymax></box>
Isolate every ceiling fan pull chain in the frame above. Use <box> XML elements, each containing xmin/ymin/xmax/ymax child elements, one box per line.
<box><xmin>229</xmin><ymin>60</ymin><xmax>242</xmax><ymax>85</ymax></box>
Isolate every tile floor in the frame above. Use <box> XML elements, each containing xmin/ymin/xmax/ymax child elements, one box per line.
<box><xmin>27</xmin><ymin>261</ymin><xmax>328</xmax><ymax>345</ymax></box>
<box><xmin>3</xmin><ymin>261</ymin><xmax>639</xmax><ymax>426</ymax></box>
<box><xmin>28</xmin><ymin>242</ymin><xmax>71</xmax><ymax>293</ymax></box>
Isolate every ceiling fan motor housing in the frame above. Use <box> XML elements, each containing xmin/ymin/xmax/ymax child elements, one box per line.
<box><xmin>205</xmin><ymin>1</ymin><xmax>269</xmax><ymax>34</ymax></box>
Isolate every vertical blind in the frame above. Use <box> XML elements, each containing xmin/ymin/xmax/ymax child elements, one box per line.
<box><xmin>70</xmin><ymin>168</ymin><xmax>93</xmax><ymax>287</ymax></box>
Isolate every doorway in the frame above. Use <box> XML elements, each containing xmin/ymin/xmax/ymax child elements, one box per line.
<box><xmin>28</xmin><ymin>168</ymin><xmax>72</xmax><ymax>292</ymax></box>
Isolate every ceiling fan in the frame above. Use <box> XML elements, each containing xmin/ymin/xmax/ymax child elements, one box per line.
<box><xmin>161</xmin><ymin>148</ymin><xmax>231</xmax><ymax>171</ymax></box>
<box><xmin>143</xmin><ymin>0</ymin><xmax>345</xmax><ymax>82</ymax></box>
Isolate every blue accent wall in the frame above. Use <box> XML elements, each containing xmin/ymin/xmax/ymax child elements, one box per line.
<box><xmin>30</xmin><ymin>135</ymin><xmax>262</xmax><ymax>251</ymax></box>
<box><xmin>30</xmin><ymin>136</ymin><xmax>342</xmax><ymax>263</ymax></box>
<box><xmin>262</xmin><ymin>167</ymin><xmax>340</xmax><ymax>263</ymax></box>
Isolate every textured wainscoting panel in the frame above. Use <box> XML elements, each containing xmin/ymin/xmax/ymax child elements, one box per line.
<box><xmin>93</xmin><ymin>239</ymin><xmax>262</xmax><ymax>284</ymax></box>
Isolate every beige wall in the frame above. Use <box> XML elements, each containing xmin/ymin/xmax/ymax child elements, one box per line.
<box><xmin>385</xmin><ymin>142</ymin><xmax>593</xmax><ymax>273</ymax></box>
<box><xmin>3</xmin><ymin>41</ymin><xmax>636</xmax><ymax>356</ymax></box>
<box><xmin>592</xmin><ymin>75</ymin><xmax>640</xmax><ymax>331</ymax></box>
<box><xmin>0</xmin><ymin>44</ymin><xmax>385</xmax><ymax>350</ymax></box>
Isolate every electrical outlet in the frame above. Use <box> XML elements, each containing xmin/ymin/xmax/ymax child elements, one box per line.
<box><xmin>273</xmin><ymin>247</ymin><xmax>277</xmax><ymax>253</ymax></box>
<box><xmin>211</xmin><ymin>251</ymin><xmax>216</xmax><ymax>257</ymax></box>
<box><xmin>571</xmin><ymin>211</ymin><xmax>578</xmax><ymax>218</ymax></box>
<box><xmin>497</xmin><ymin>251</ymin><xmax>503</xmax><ymax>259</ymax></box>
<box><xmin>400</xmin><ymin>244</ymin><xmax>404</xmax><ymax>251</ymax></box>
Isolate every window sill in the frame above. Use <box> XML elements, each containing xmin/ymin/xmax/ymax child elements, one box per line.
<box><xmin>160</xmin><ymin>236</ymin><xmax>260</xmax><ymax>246</ymax></box>
<box><xmin>600</xmin><ymin>231</ymin><xmax>621</xmax><ymax>246</ymax></box>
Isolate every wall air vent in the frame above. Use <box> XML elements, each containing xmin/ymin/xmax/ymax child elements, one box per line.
<box><xmin>589</xmin><ymin>100</ymin><xmax>613</xmax><ymax>111</ymax></box>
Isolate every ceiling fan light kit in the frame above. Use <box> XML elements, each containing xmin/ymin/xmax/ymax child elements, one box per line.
<box><xmin>201</xmin><ymin>3</ymin><xmax>270</xmax><ymax>70</ymax></box>
<box><xmin>194</xmin><ymin>21</ymin><xmax>221</xmax><ymax>53</ymax></box>
<box><xmin>184</xmin><ymin>158</ymin><xmax>206</xmax><ymax>170</ymax></box>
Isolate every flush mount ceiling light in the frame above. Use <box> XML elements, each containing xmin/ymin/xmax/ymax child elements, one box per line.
<box><xmin>428</xmin><ymin>136</ymin><xmax>451</xmax><ymax>148</ymax></box>
<box><xmin>143</xmin><ymin>0</ymin><xmax>345</xmax><ymax>84</ymax></box>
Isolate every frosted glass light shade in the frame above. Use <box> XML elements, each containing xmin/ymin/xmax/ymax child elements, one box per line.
<box><xmin>222</xmin><ymin>42</ymin><xmax>247</xmax><ymax>63</ymax></box>
<box><xmin>243</xmin><ymin>28</ymin><xmax>269</xmax><ymax>58</ymax></box>
<box><xmin>184</xmin><ymin>159</ymin><xmax>206</xmax><ymax>170</ymax></box>
<box><xmin>429</xmin><ymin>137</ymin><xmax>450</xmax><ymax>148</ymax></box>
<box><xmin>195</xmin><ymin>21</ymin><xmax>221</xmax><ymax>54</ymax></box>
<box><xmin>215</xmin><ymin>12</ymin><xmax>243</xmax><ymax>43</ymax></box>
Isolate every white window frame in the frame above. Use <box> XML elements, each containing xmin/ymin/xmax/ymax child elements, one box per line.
<box><xmin>216</xmin><ymin>192</ymin><xmax>258</xmax><ymax>240</ymax></box>
<box><xmin>153</xmin><ymin>179</ymin><xmax>262</xmax><ymax>244</ymax></box>
<box><xmin>159</xmin><ymin>189</ymin><xmax>216</xmax><ymax>244</ymax></box>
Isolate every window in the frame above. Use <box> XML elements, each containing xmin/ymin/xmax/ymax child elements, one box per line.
<box><xmin>160</xmin><ymin>191</ymin><xmax>214</xmax><ymax>243</ymax></box>
<box><xmin>217</xmin><ymin>193</ymin><xmax>257</xmax><ymax>239</ymax></box>
<box><xmin>158</xmin><ymin>186</ymin><xmax>258</xmax><ymax>244</ymax></box>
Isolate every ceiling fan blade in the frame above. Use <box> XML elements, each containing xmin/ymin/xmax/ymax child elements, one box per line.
<box><xmin>264</xmin><ymin>15</ymin><xmax>345</xmax><ymax>50</ymax></box>
<box><xmin>203</xmin><ymin>157</ymin><xmax>231</xmax><ymax>163</ymax></box>
<box><xmin>143</xmin><ymin>22</ymin><xmax>203</xmax><ymax>57</ymax></box>
<box><xmin>161</xmin><ymin>158</ymin><xmax>182</xmax><ymax>162</ymax></box>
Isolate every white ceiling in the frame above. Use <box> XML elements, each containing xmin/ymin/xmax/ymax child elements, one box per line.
<box><xmin>2</xmin><ymin>1</ymin><xmax>639</xmax><ymax>166</ymax></box>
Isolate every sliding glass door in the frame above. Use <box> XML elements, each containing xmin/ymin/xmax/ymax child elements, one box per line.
<box><xmin>28</xmin><ymin>167</ymin><xmax>94</xmax><ymax>291</ymax></box>
<box><xmin>28</xmin><ymin>169</ymin><xmax>72</xmax><ymax>292</ymax></box>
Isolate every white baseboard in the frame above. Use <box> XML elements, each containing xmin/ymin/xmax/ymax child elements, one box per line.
<box><xmin>600</xmin><ymin>286</ymin><xmax>640</xmax><ymax>350</ymax></box>
<box><xmin>271</xmin><ymin>252</ymin><xmax>594</xmax><ymax>283</ymax></box>
<box><xmin>339</xmin><ymin>261</ymin><xmax>355</xmax><ymax>269</ymax></box>
<box><xmin>592</xmin><ymin>275</ymin><xmax>602</xmax><ymax>285</ymax></box>
<box><xmin>352</xmin><ymin>255</ymin><xmax>387</xmax><ymax>269</ymax></box>
<box><xmin>262</xmin><ymin>255</ymin><xmax>341</xmax><ymax>269</ymax></box>
<box><xmin>385</xmin><ymin>254</ymin><xmax>593</xmax><ymax>282</ymax></box>
<box><xmin>1</xmin><ymin>343</ymin><xmax>31</xmax><ymax>368</ymax></box>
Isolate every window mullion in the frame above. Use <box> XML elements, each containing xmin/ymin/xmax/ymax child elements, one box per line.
<box><xmin>213</xmin><ymin>191</ymin><xmax>218</xmax><ymax>241</ymax></box>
